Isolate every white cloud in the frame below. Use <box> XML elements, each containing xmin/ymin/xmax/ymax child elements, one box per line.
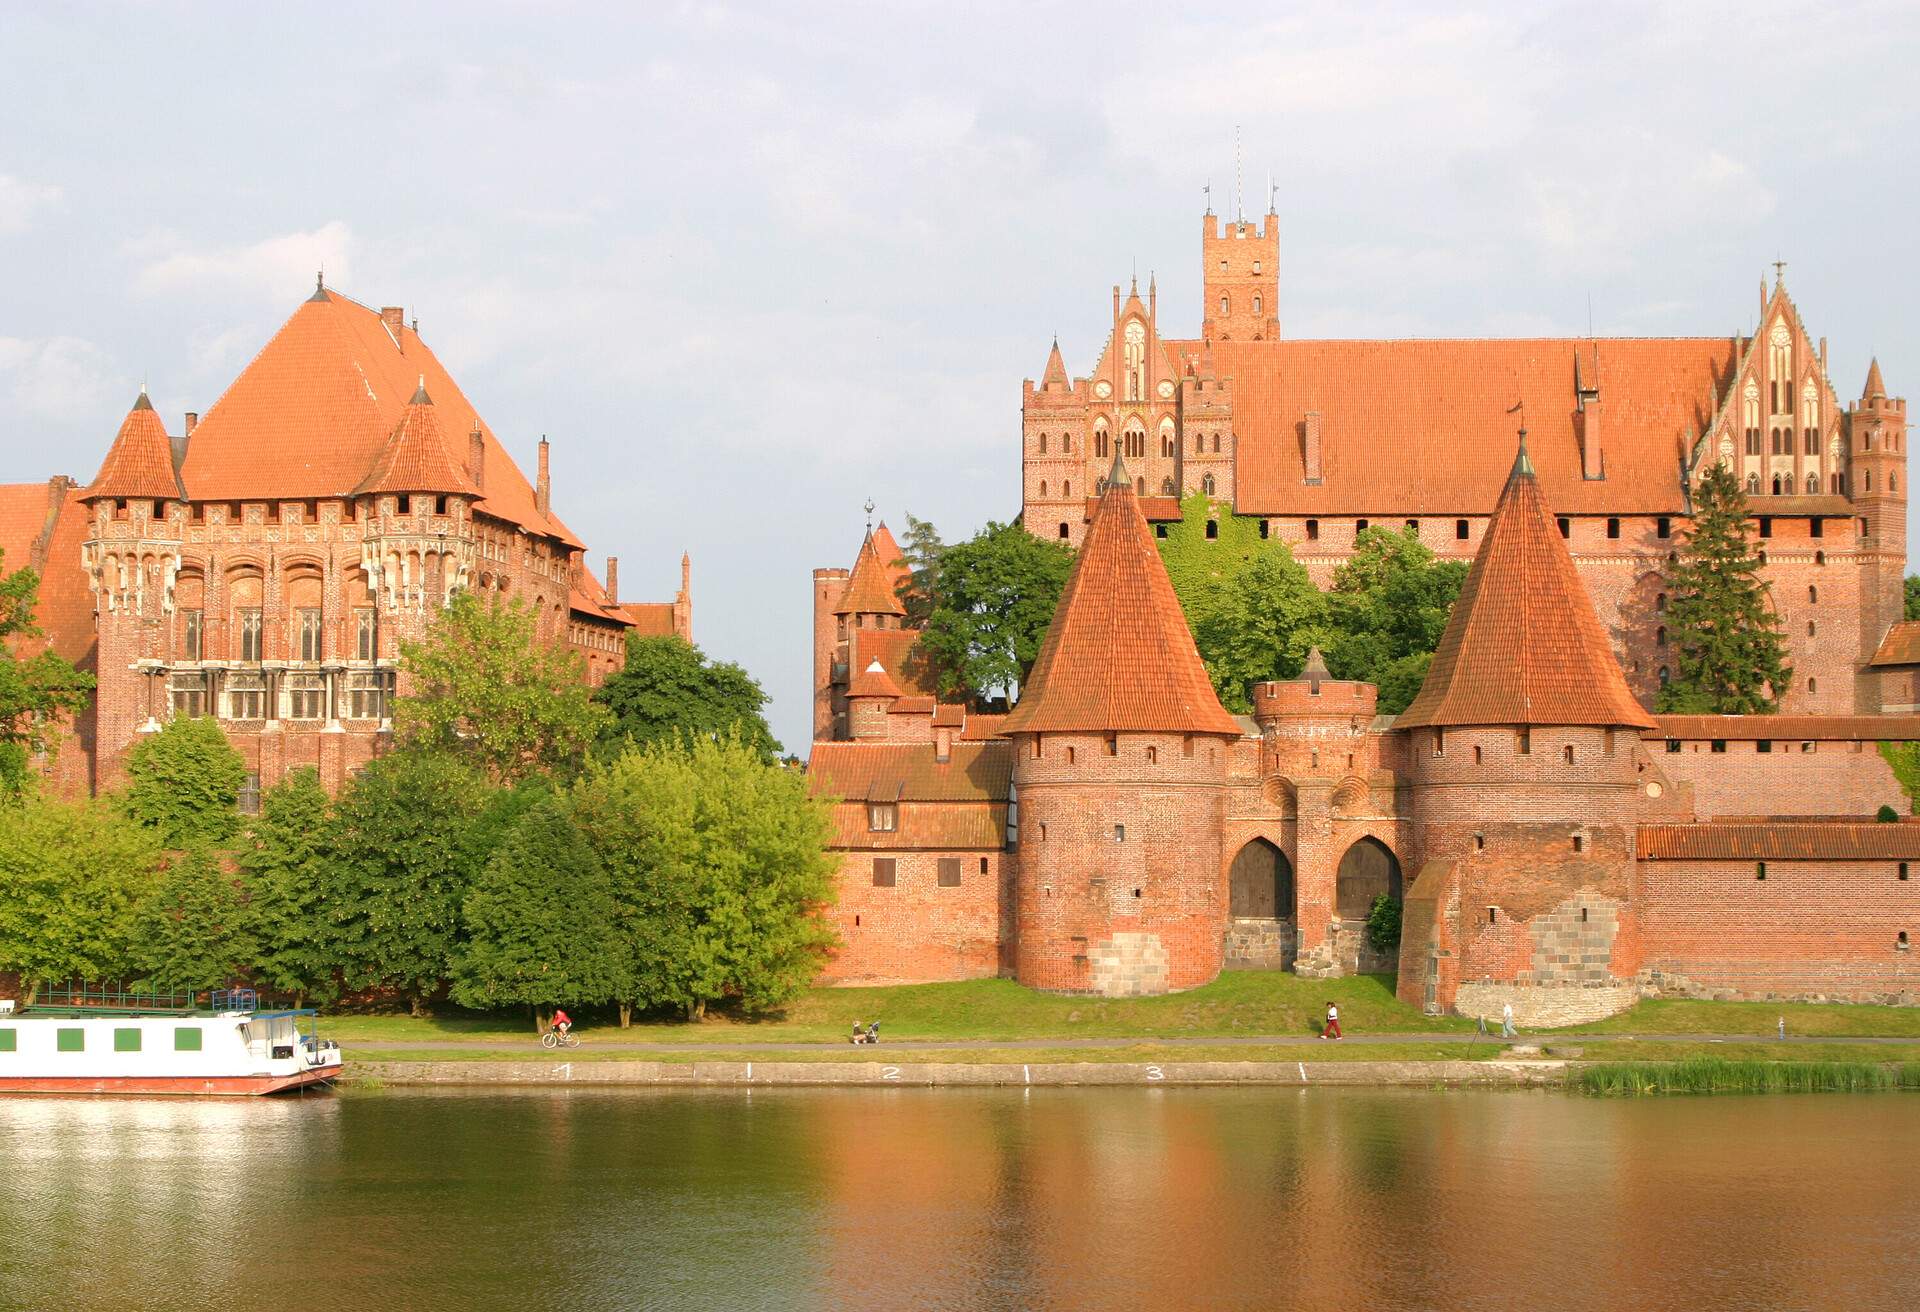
<box><xmin>0</xmin><ymin>335</ymin><xmax>119</xmax><ymax>419</ymax></box>
<box><xmin>132</xmin><ymin>221</ymin><xmax>354</xmax><ymax>300</ymax></box>
<box><xmin>0</xmin><ymin>175</ymin><xmax>63</xmax><ymax>235</ymax></box>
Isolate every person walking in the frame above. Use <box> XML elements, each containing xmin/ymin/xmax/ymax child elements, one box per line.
<box><xmin>1320</xmin><ymin>1001</ymin><xmax>1342</xmax><ymax>1040</ymax></box>
<box><xmin>1501</xmin><ymin>1001</ymin><xmax>1516</xmax><ymax>1039</ymax></box>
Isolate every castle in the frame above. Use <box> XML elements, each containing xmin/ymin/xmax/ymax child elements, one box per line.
<box><xmin>809</xmin><ymin>211</ymin><xmax>1920</xmax><ymax>1020</ymax></box>
<box><xmin>0</xmin><ymin>280</ymin><xmax>689</xmax><ymax>797</ymax></box>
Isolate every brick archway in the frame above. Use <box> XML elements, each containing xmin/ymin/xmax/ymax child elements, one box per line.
<box><xmin>1335</xmin><ymin>835</ymin><xmax>1402</xmax><ymax>919</ymax></box>
<box><xmin>1228</xmin><ymin>837</ymin><xmax>1294</xmax><ymax>919</ymax></box>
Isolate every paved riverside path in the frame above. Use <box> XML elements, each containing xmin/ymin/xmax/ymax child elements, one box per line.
<box><xmin>341</xmin><ymin>1032</ymin><xmax>1920</xmax><ymax>1054</ymax></box>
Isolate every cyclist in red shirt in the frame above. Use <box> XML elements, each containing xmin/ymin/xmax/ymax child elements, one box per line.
<box><xmin>552</xmin><ymin>1009</ymin><xmax>572</xmax><ymax>1038</ymax></box>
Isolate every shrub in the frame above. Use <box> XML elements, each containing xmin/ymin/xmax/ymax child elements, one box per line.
<box><xmin>1365</xmin><ymin>894</ymin><xmax>1402</xmax><ymax>955</ymax></box>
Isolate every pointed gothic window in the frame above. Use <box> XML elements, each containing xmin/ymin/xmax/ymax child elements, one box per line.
<box><xmin>1202</xmin><ymin>472</ymin><xmax>1216</xmax><ymax>497</ymax></box>
<box><xmin>1253</xmin><ymin>294</ymin><xmax>1262</xmax><ymax>315</ymax></box>
<box><xmin>1219</xmin><ymin>295</ymin><xmax>1229</xmax><ymax>316</ymax></box>
<box><xmin>1062</xmin><ymin>481</ymin><xmax>1070</xmax><ymax>498</ymax></box>
<box><xmin>1124</xmin><ymin>321</ymin><xmax>1146</xmax><ymax>401</ymax></box>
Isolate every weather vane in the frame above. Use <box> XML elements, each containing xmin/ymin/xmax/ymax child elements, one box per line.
<box><xmin>864</xmin><ymin>499</ymin><xmax>875</xmax><ymax>533</ymax></box>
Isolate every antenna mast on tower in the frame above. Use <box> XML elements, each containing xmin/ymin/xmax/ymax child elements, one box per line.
<box><xmin>1234</xmin><ymin>125</ymin><xmax>1244</xmax><ymax>221</ymax></box>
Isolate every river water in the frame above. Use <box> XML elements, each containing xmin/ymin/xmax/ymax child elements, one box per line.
<box><xmin>0</xmin><ymin>1086</ymin><xmax>1914</xmax><ymax>1311</ymax></box>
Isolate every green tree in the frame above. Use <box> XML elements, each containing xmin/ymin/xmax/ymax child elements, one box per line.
<box><xmin>452</xmin><ymin>799</ymin><xmax>626</xmax><ymax>1029</ymax></box>
<box><xmin>1322</xmin><ymin>528</ymin><xmax>1469</xmax><ymax>713</ymax></box>
<box><xmin>321</xmin><ymin>751</ymin><xmax>499</xmax><ymax>1015</ymax></box>
<box><xmin>891</xmin><ymin>513</ymin><xmax>946</xmax><ymax>628</ymax></box>
<box><xmin>1365</xmin><ymin>893</ymin><xmax>1403</xmax><ymax>955</ymax></box>
<box><xmin>0</xmin><ymin>551</ymin><xmax>95</xmax><ymax>802</ymax></box>
<box><xmin>237</xmin><ymin>768</ymin><xmax>335</xmax><ymax>1004</ymax></box>
<box><xmin>1905</xmin><ymin>574</ymin><xmax>1920</xmax><ymax>622</ymax></box>
<box><xmin>1657</xmin><ymin>462</ymin><xmax>1793</xmax><ymax>713</ymax></box>
<box><xmin>122</xmin><ymin>716</ymin><xmax>248</xmax><ymax>847</ymax></box>
<box><xmin>396</xmin><ymin>592</ymin><xmax>610</xmax><ymax>783</ymax></box>
<box><xmin>1156</xmin><ymin>492</ymin><xmax>1278</xmax><ymax>624</ymax></box>
<box><xmin>595</xmin><ymin>635</ymin><xmax>779</xmax><ymax>760</ymax></box>
<box><xmin>570</xmin><ymin>733</ymin><xmax>838</xmax><ymax>1021</ymax></box>
<box><xmin>131</xmin><ymin>847</ymin><xmax>256</xmax><ymax>990</ymax></box>
<box><xmin>916</xmin><ymin>520</ymin><xmax>1074</xmax><ymax>704</ymax></box>
<box><xmin>0</xmin><ymin>799</ymin><xmax>161</xmax><ymax>999</ymax></box>
<box><xmin>1190</xmin><ymin>550</ymin><xmax>1329</xmax><ymax>712</ymax></box>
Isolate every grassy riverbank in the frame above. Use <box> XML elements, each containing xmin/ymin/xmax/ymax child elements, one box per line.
<box><xmin>1562</xmin><ymin>998</ymin><xmax>1920</xmax><ymax>1038</ymax></box>
<box><xmin>1571</xmin><ymin>1057</ymin><xmax>1920</xmax><ymax>1096</ymax></box>
<box><xmin>348</xmin><ymin>1040</ymin><xmax>1497</xmax><ymax>1066</ymax></box>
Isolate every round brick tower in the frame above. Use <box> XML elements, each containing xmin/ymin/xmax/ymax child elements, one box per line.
<box><xmin>1002</xmin><ymin>455</ymin><xmax>1243</xmax><ymax>996</ymax></box>
<box><xmin>1395</xmin><ymin>434</ymin><xmax>1656</xmax><ymax>1025</ymax></box>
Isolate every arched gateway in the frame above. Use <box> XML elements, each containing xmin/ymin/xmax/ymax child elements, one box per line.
<box><xmin>1335</xmin><ymin>836</ymin><xmax>1402</xmax><ymax>919</ymax></box>
<box><xmin>1228</xmin><ymin>838</ymin><xmax>1294</xmax><ymax>919</ymax></box>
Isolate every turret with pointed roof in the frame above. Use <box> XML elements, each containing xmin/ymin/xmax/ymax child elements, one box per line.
<box><xmin>1397</xmin><ymin>434</ymin><xmax>1655</xmax><ymax>731</ymax></box>
<box><xmin>1864</xmin><ymin>357</ymin><xmax>1887</xmax><ymax>401</ymax></box>
<box><xmin>353</xmin><ymin>378</ymin><xmax>484</xmax><ymax>499</ymax></box>
<box><xmin>1001</xmin><ymin>456</ymin><xmax>1241</xmax><ymax>737</ymax></box>
<box><xmin>834</xmin><ymin>528</ymin><xmax>907</xmax><ymax>619</ymax></box>
<box><xmin>1040</xmin><ymin>338</ymin><xmax>1070</xmax><ymax>390</ymax></box>
<box><xmin>84</xmin><ymin>390</ymin><xmax>185</xmax><ymax>502</ymax></box>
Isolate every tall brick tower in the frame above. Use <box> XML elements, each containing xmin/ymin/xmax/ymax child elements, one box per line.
<box><xmin>79</xmin><ymin>390</ymin><xmax>188</xmax><ymax>788</ymax></box>
<box><xmin>1850</xmin><ymin>358</ymin><xmax>1908</xmax><ymax>709</ymax></box>
<box><xmin>1200</xmin><ymin>206</ymin><xmax>1279</xmax><ymax>343</ymax></box>
<box><xmin>1395</xmin><ymin>434</ymin><xmax>1657</xmax><ymax>1024</ymax></box>
<box><xmin>1001</xmin><ymin>453</ymin><xmax>1244</xmax><ymax>996</ymax></box>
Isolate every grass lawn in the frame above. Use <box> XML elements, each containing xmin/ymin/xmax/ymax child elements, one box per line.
<box><xmin>346</xmin><ymin>1040</ymin><xmax>1500</xmax><ymax>1066</ymax></box>
<box><xmin>1557</xmin><ymin>998</ymin><xmax>1920</xmax><ymax>1039</ymax></box>
<box><xmin>1551</xmin><ymin>1040</ymin><xmax>1920</xmax><ymax>1065</ymax></box>
<box><xmin>323</xmin><ymin>972</ymin><xmax>1464</xmax><ymax>1045</ymax></box>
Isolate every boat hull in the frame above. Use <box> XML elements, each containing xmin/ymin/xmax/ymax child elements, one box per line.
<box><xmin>0</xmin><ymin>1066</ymin><xmax>340</xmax><ymax>1097</ymax></box>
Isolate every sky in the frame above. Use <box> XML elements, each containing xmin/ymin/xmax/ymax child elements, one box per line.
<box><xmin>2</xmin><ymin>1</ymin><xmax>1917</xmax><ymax>754</ymax></box>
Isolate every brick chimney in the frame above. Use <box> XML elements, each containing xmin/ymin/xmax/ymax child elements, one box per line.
<box><xmin>467</xmin><ymin>422</ymin><xmax>485</xmax><ymax>488</ymax></box>
<box><xmin>1303</xmin><ymin>411</ymin><xmax>1323</xmax><ymax>484</ymax></box>
<box><xmin>183</xmin><ymin>412</ymin><xmax>198</xmax><ymax>437</ymax></box>
<box><xmin>934</xmin><ymin>724</ymin><xmax>953</xmax><ymax>763</ymax></box>
<box><xmin>605</xmin><ymin>556</ymin><xmax>619</xmax><ymax>607</ymax></box>
<box><xmin>381</xmin><ymin>307</ymin><xmax>405</xmax><ymax>347</ymax></box>
<box><xmin>535</xmin><ymin>437</ymin><xmax>551</xmax><ymax>517</ymax></box>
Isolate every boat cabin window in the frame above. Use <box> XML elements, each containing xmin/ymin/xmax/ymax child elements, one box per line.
<box><xmin>175</xmin><ymin>1027</ymin><xmax>203</xmax><ymax>1051</ymax></box>
<box><xmin>114</xmin><ymin>1028</ymin><xmax>141</xmax><ymax>1052</ymax></box>
<box><xmin>0</xmin><ymin>1029</ymin><xmax>15</xmax><ymax>1052</ymax></box>
<box><xmin>57</xmin><ymin>1028</ymin><xmax>83</xmax><ymax>1052</ymax></box>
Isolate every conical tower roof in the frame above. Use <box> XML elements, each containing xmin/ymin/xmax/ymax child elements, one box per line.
<box><xmin>1041</xmin><ymin>338</ymin><xmax>1069</xmax><ymax>388</ymax></box>
<box><xmin>1864</xmin><ymin>357</ymin><xmax>1887</xmax><ymax>401</ymax></box>
<box><xmin>834</xmin><ymin>529</ymin><xmax>907</xmax><ymax>617</ymax></box>
<box><xmin>846</xmin><ymin>657</ymin><xmax>904</xmax><ymax>700</ymax></box>
<box><xmin>1000</xmin><ymin>462</ymin><xmax>1241</xmax><ymax>737</ymax></box>
<box><xmin>85</xmin><ymin>390</ymin><xmax>184</xmax><ymax>501</ymax></box>
<box><xmin>353</xmin><ymin>378</ymin><xmax>483</xmax><ymax>498</ymax></box>
<box><xmin>1397</xmin><ymin>437</ymin><xmax>1655</xmax><ymax>731</ymax></box>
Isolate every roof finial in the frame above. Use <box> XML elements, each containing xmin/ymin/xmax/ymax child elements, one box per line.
<box><xmin>1234</xmin><ymin>124</ymin><xmax>1244</xmax><ymax>221</ymax></box>
<box><xmin>1203</xmin><ymin>179</ymin><xmax>1212</xmax><ymax>216</ymax></box>
<box><xmin>1106</xmin><ymin>446</ymin><xmax>1128</xmax><ymax>494</ymax></box>
<box><xmin>1507</xmin><ymin>401</ymin><xmax>1533</xmax><ymax>478</ymax></box>
<box><xmin>1773</xmin><ymin>256</ymin><xmax>1787</xmax><ymax>286</ymax></box>
<box><xmin>409</xmin><ymin>374</ymin><xmax>431</xmax><ymax>405</ymax></box>
<box><xmin>863</xmin><ymin>498</ymin><xmax>875</xmax><ymax>534</ymax></box>
<box><xmin>308</xmin><ymin>269</ymin><xmax>328</xmax><ymax>302</ymax></box>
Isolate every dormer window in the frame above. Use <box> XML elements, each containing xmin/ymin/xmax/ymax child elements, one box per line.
<box><xmin>866</xmin><ymin>802</ymin><xmax>897</xmax><ymax>833</ymax></box>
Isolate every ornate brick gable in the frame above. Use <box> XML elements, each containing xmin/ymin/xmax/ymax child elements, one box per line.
<box><xmin>1398</xmin><ymin>437</ymin><xmax>1656</xmax><ymax>730</ymax></box>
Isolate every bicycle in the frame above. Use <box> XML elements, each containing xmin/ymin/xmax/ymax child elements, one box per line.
<box><xmin>541</xmin><ymin>1028</ymin><xmax>580</xmax><ymax>1050</ymax></box>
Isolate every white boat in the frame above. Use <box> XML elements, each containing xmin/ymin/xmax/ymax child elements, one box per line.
<box><xmin>0</xmin><ymin>986</ymin><xmax>342</xmax><ymax>1096</ymax></box>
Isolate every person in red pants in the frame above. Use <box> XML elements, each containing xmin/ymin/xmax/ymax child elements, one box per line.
<box><xmin>1320</xmin><ymin>1001</ymin><xmax>1342</xmax><ymax>1039</ymax></box>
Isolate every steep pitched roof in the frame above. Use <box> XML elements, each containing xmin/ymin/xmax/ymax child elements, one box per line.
<box><xmin>1188</xmin><ymin>337</ymin><xmax>1737</xmax><ymax>516</ymax></box>
<box><xmin>847</xmin><ymin>657</ymin><xmax>904</xmax><ymax>700</ymax></box>
<box><xmin>1864</xmin><ymin>357</ymin><xmax>1887</xmax><ymax>400</ymax></box>
<box><xmin>1869</xmin><ymin>622</ymin><xmax>1920</xmax><ymax>668</ymax></box>
<box><xmin>180</xmin><ymin>289</ymin><xmax>581</xmax><ymax>546</ymax></box>
<box><xmin>869</xmin><ymin>521</ymin><xmax>911</xmax><ymax>596</ymax></box>
<box><xmin>834</xmin><ymin>530</ymin><xmax>906</xmax><ymax>616</ymax></box>
<box><xmin>999</xmin><ymin>464</ymin><xmax>1241</xmax><ymax>736</ymax></box>
<box><xmin>353</xmin><ymin>382</ymin><xmax>483</xmax><ymax>498</ymax></box>
<box><xmin>1041</xmin><ymin>338</ymin><xmax>1070</xmax><ymax>388</ymax></box>
<box><xmin>0</xmin><ymin>481</ymin><xmax>95</xmax><ymax>667</ymax></box>
<box><xmin>849</xmin><ymin>628</ymin><xmax>940</xmax><ymax>697</ymax></box>
<box><xmin>1397</xmin><ymin>437</ymin><xmax>1656</xmax><ymax>730</ymax></box>
<box><xmin>85</xmin><ymin>392</ymin><xmax>184</xmax><ymax>501</ymax></box>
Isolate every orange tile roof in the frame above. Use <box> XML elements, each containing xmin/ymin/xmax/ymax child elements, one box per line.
<box><xmin>849</xmin><ymin>628</ymin><xmax>940</xmax><ymax>697</ymax></box>
<box><xmin>833</xmin><ymin>530</ymin><xmax>906</xmax><ymax>616</ymax></box>
<box><xmin>1638</xmin><ymin>822</ymin><xmax>1920</xmax><ymax>860</ymax></box>
<box><xmin>181</xmin><ymin>290</ymin><xmax>581</xmax><ymax>547</ymax></box>
<box><xmin>826</xmin><ymin>801</ymin><xmax>1008</xmax><ymax>850</ymax></box>
<box><xmin>931</xmin><ymin>702</ymin><xmax>966</xmax><ymax>728</ymax></box>
<box><xmin>807</xmin><ymin>741</ymin><xmax>1014</xmax><ymax>803</ymax></box>
<box><xmin>353</xmin><ymin>383</ymin><xmax>483</xmax><ymax>498</ymax></box>
<box><xmin>84</xmin><ymin>393</ymin><xmax>183</xmax><ymax>501</ymax></box>
<box><xmin>1868</xmin><ymin>624</ymin><xmax>1920</xmax><ymax>669</ymax></box>
<box><xmin>1864</xmin><ymin>357</ymin><xmax>1887</xmax><ymax>400</ymax></box>
<box><xmin>1041</xmin><ymin>339</ymin><xmax>1070</xmax><ymax>389</ymax></box>
<box><xmin>847</xmin><ymin>658</ymin><xmax>905</xmax><ymax>700</ymax></box>
<box><xmin>870</xmin><ymin>520</ymin><xmax>911</xmax><ymax>597</ymax></box>
<box><xmin>1646</xmin><ymin>714</ymin><xmax>1920</xmax><ymax>741</ymax></box>
<box><xmin>0</xmin><ymin>482</ymin><xmax>95</xmax><ymax>666</ymax></box>
<box><xmin>1398</xmin><ymin>438</ymin><xmax>1656</xmax><ymax>730</ymax></box>
<box><xmin>888</xmin><ymin>695</ymin><xmax>936</xmax><ymax>715</ymax></box>
<box><xmin>1001</xmin><ymin>468</ymin><xmax>1242</xmax><ymax>736</ymax></box>
<box><xmin>1205</xmin><ymin>337</ymin><xmax>1737</xmax><ymax>516</ymax></box>
<box><xmin>619</xmin><ymin>602</ymin><xmax>679</xmax><ymax>637</ymax></box>
<box><xmin>959</xmin><ymin>712</ymin><xmax>1007</xmax><ymax>740</ymax></box>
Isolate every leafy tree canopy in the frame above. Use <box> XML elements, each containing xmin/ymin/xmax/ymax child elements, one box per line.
<box><xmin>320</xmin><ymin>750</ymin><xmax>502</xmax><ymax>1015</ymax></box>
<box><xmin>1905</xmin><ymin>574</ymin><xmax>1920</xmax><ymax>622</ymax></box>
<box><xmin>397</xmin><ymin>593</ymin><xmax>610</xmax><ymax>784</ymax></box>
<box><xmin>0</xmin><ymin>798</ymin><xmax>161</xmax><ymax>997</ymax></box>
<box><xmin>452</xmin><ymin>798</ymin><xmax>626</xmax><ymax>1024</ymax></box>
<box><xmin>132</xmin><ymin>848</ymin><xmax>256</xmax><ymax>991</ymax></box>
<box><xmin>1321</xmin><ymin>528</ymin><xmax>1468</xmax><ymax>713</ymax></box>
<box><xmin>596</xmin><ymin>634</ymin><xmax>778</xmax><ymax>761</ymax></box>
<box><xmin>569</xmin><ymin>732</ymin><xmax>838</xmax><ymax>1020</ymax></box>
<box><xmin>238</xmin><ymin>768</ymin><xmax>335</xmax><ymax>1004</ymax></box>
<box><xmin>915</xmin><ymin>520</ymin><xmax>1074</xmax><ymax>705</ymax></box>
<box><xmin>123</xmin><ymin>716</ymin><xmax>248</xmax><ymax>847</ymax></box>
<box><xmin>0</xmin><ymin>551</ymin><xmax>96</xmax><ymax>801</ymax></box>
<box><xmin>1656</xmin><ymin>462</ymin><xmax>1792</xmax><ymax>713</ymax></box>
<box><xmin>890</xmin><ymin>514</ymin><xmax>946</xmax><ymax>629</ymax></box>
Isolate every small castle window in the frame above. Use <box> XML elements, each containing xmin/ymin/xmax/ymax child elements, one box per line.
<box><xmin>1456</xmin><ymin>519</ymin><xmax>1469</xmax><ymax>539</ymax></box>
<box><xmin>1063</xmin><ymin>481</ymin><xmax>1070</xmax><ymax>498</ymax></box>
<box><xmin>1759</xmin><ymin>516</ymin><xmax>1773</xmax><ymax>539</ymax></box>
<box><xmin>1058</xmin><ymin>523</ymin><xmax>1069</xmax><ymax>540</ymax></box>
<box><xmin>1219</xmin><ymin>295</ymin><xmax>1229</xmax><ymax>316</ymax></box>
<box><xmin>1253</xmin><ymin>295</ymin><xmax>1263</xmax><ymax>315</ymax></box>
<box><xmin>1183</xmin><ymin>735</ymin><xmax>1194</xmax><ymax>757</ymax></box>
<box><xmin>1146</xmin><ymin>746</ymin><xmax>1157</xmax><ymax>764</ymax></box>
<box><xmin>1156</xmin><ymin>524</ymin><xmax>1168</xmax><ymax>538</ymax></box>
<box><xmin>1306</xmin><ymin>519</ymin><xmax>1319</xmax><ymax>541</ymax></box>
<box><xmin>1815</xmin><ymin>548</ymin><xmax>1825</xmax><ymax>563</ymax></box>
<box><xmin>1355</xmin><ymin>518</ymin><xmax>1369</xmax><ymax>534</ymax></box>
<box><xmin>1711</xmin><ymin>740</ymin><xmax>1726</xmax><ymax>753</ymax></box>
<box><xmin>1205</xmin><ymin>519</ymin><xmax>1218</xmax><ymax>539</ymax></box>
<box><xmin>1808</xmin><ymin>620</ymin><xmax>1816</xmax><ymax>637</ymax></box>
<box><xmin>1114</xmin><ymin>824</ymin><xmax>1126</xmax><ymax>842</ymax></box>
<box><xmin>1572</xmin><ymin>835</ymin><xmax>1583</xmax><ymax>852</ymax></box>
<box><xmin>1066</xmin><ymin>746</ymin><xmax>1075</xmax><ymax>764</ymax></box>
<box><xmin>866</xmin><ymin>802</ymin><xmax>897</xmax><ymax>833</ymax></box>
<box><xmin>1039</xmin><ymin>432</ymin><xmax>1048</xmax><ymax>453</ymax></box>
<box><xmin>1474</xmin><ymin>832</ymin><xmax>1484</xmax><ymax>850</ymax></box>
<box><xmin>1757</xmin><ymin>740</ymin><xmax>1773</xmax><ymax>754</ymax></box>
<box><xmin>1488</xmin><ymin>907</ymin><xmax>1498</xmax><ymax>924</ymax></box>
<box><xmin>1563</xmin><ymin>744</ymin><xmax>1574</xmax><ymax>764</ymax></box>
<box><xmin>1655</xmin><ymin>593</ymin><xmax>1667</xmax><ymax>613</ymax></box>
<box><xmin>1432</xmin><ymin>728</ymin><xmax>1444</xmax><ymax>756</ymax></box>
<box><xmin>1808</xmin><ymin>677</ymin><xmax>1818</xmax><ymax>693</ymax></box>
<box><xmin>872</xmin><ymin>858</ymin><xmax>896</xmax><ymax>887</ymax></box>
<box><xmin>1656</xmin><ymin>516</ymin><xmax>1672</xmax><ymax>539</ymax></box>
<box><xmin>938</xmin><ymin>858</ymin><xmax>962</xmax><ymax>887</ymax></box>
<box><xmin>1756</xmin><ymin>862</ymin><xmax>1767</xmax><ymax>880</ymax></box>
<box><xmin>1656</xmin><ymin>626</ymin><xmax>1667</xmax><ymax>646</ymax></box>
<box><xmin>1557</xmin><ymin>517</ymin><xmax>1570</xmax><ymax>538</ymax></box>
<box><xmin>435</xmin><ymin>495</ymin><xmax>449</xmax><ymax>515</ymax></box>
<box><xmin>1473</xmin><ymin>745</ymin><xmax>1482</xmax><ymax>765</ymax></box>
<box><xmin>1901</xmin><ymin>932</ymin><xmax>1910</xmax><ymax>951</ymax></box>
<box><xmin>1666</xmin><ymin>739</ymin><xmax>1681</xmax><ymax>753</ymax></box>
<box><xmin>1607</xmin><ymin>518</ymin><xmax>1620</xmax><ymax>539</ymax></box>
<box><xmin>1809</xmin><ymin>585</ymin><xmax>1818</xmax><ymax>604</ymax></box>
<box><xmin>1258</xmin><ymin>519</ymin><xmax>1269</xmax><ymax>539</ymax></box>
<box><xmin>1516</xmin><ymin>729</ymin><xmax>1531</xmax><ymax>754</ymax></box>
<box><xmin>1039</xmin><ymin>480</ymin><xmax>1048</xmax><ymax>497</ymax></box>
<box><xmin>1104</xmin><ymin>734</ymin><xmax>1117</xmax><ymax>757</ymax></box>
